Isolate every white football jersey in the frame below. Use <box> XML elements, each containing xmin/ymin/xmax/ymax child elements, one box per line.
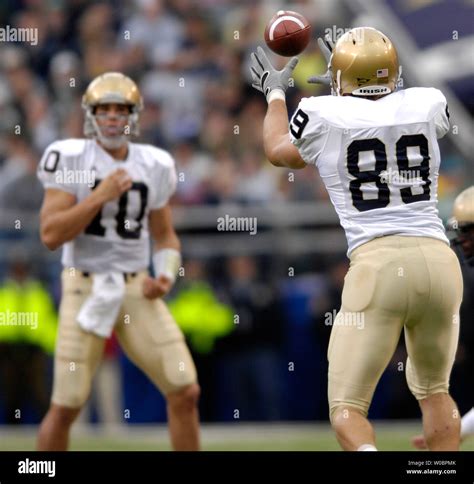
<box><xmin>290</xmin><ymin>87</ymin><xmax>450</xmax><ymax>255</ymax></box>
<box><xmin>37</xmin><ymin>139</ymin><xmax>177</xmax><ymax>272</ymax></box>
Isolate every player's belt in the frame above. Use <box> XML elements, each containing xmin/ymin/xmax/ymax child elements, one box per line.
<box><xmin>80</xmin><ymin>271</ymin><xmax>137</xmax><ymax>282</ymax></box>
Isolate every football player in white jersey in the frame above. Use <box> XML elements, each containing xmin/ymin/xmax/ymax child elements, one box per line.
<box><xmin>250</xmin><ymin>27</ymin><xmax>463</xmax><ymax>450</ymax></box>
<box><xmin>36</xmin><ymin>72</ymin><xmax>200</xmax><ymax>450</ymax></box>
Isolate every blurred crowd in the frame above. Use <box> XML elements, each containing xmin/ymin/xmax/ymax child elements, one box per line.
<box><xmin>0</xmin><ymin>0</ymin><xmax>472</xmax><ymax>424</ymax></box>
<box><xmin>0</xmin><ymin>0</ymin><xmax>336</xmax><ymax>210</ymax></box>
<box><xmin>0</xmin><ymin>0</ymin><xmax>467</xmax><ymax>211</ymax></box>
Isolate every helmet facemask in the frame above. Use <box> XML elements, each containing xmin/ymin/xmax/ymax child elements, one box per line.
<box><xmin>83</xmin><ymin>101</ymin><xmax>139</xmax><ymax>149</ymax></box>
<box><xmin>447</xmin><ymin>220</ymin><xmax>474</xmax><ymax>267</ymax></box>
<box><xmin>81</xmin><ymin>72</ymin><xmax>143</xmax><ymax>149</ymax></box>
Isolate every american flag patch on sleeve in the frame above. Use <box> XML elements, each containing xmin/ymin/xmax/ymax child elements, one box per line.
<box><xmin>377</xmin><ymin>68</ymin><xmax>388</xmax><ymax>78</ymax></box>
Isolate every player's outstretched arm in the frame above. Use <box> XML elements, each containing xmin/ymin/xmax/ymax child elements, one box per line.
<box><xmin>264</xmin><ymin>99</ymin><xmax>306</xmax><ymax>169</ymax></box>
<box><xmin>144</xmin><ymin>204</ymin><xmax>181</xmax><ymax>299</ymax></box>
<box><xmin>249</xmin><ymin>46</ymin><xmax>306</xmax><ymax>169</ymax></box>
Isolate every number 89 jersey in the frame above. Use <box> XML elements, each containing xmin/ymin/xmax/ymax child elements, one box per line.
<box><xmin>37</xmin><ymin>139</ymin><xmax>177</xmax><ymax>272</ymax></box>
<box><xmin>290</xmin><ymin>87</ymin><xmax>450</xmax><ymax>256</ymax></box>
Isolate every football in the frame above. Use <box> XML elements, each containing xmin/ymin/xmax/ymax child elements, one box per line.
<box><xmin>264</xmin><ymin>10</ymin><xmax>312</xmax><ymax>56</ymax></box>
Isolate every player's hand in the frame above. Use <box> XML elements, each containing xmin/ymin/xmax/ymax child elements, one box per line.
<box><xmin>142</xmin><ymin>275</ymin><xmax>172</xmax><ymax>299</ymax></box>
<box><xmin>307</xmin><ymin>35</ymin><xmax>334</xmax><ymax>86</ymax></box>
<box><xmin>411</xmin><ymin>433</ymin><xmax>466</xmax><ymax>449</ymax></box>
<box><xmin>250</xmin><ymin>46</ymin><xmax>299</xmax><ymax>102</ymax></box>
<box><xmin>410</xmin><ymin>435</ymin><xmax>428</xmax><ymax>449</ymax></box>
<box><xmin>94</xmin><ymin>169</ymin><xmax>132</xmax><ymax>203</ymax></box>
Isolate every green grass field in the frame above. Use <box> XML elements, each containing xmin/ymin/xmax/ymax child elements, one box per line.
<box><xmin>1</xmin><ymin>422</ymin><xmax>473</xmax><ymax>451</ymax></box>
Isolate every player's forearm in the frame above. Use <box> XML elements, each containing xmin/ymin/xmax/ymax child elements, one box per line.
<box><xmin>152</xmin><ymin>229</ymin><xmax>181</xmax><ymax>283</ymax></box>
<box><xmin>264</xmin><ymin>100</ymin><xmax>289</xmax><ymax>166</ymax></box>
<box><xmin>41</xmin><ymin>191</ymin><xmax>106</xmax><ymax>250</ymax></box>
<box><xmin>153</xmin><ymin>229</ymin><xmax>181</xmax><ymax>252</ymax></box>
<box><xmin>264</xmin><ymin>100</ymin><xmax>306</xmax><ymax>169</ymax></box>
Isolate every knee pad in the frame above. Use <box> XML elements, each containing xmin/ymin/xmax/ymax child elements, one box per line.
<box><xmin>329</xmin><ymin>401</ymin><xmax>369</xmax><ymax>424</ymax></box>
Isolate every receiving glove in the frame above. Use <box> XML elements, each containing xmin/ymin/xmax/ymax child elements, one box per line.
<box><xmin>307</xmin><ymin>35</ymin><xmax>334</xmax><ymax>86</ymax></box>
<box><xmin>250</xmin><ymin>46</ymin><xmax>299</xmax><ymax>102</ymax></box>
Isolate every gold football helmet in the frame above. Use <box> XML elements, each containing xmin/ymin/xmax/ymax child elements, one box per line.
<box><xmin>82</xmin><ymin>72</ymin><xmax>143</xmax><ymax>148</ymax></box>
<box><xmin>448</xmin><ymin>186</ymin><xmax>474</xmax><ymax>266</ymax></box>
<box><xmin>452</xmin><ymin>186</ymin><xmax>474</xmax><ymax>224</ymax></box>
<box><xmin>330</xmin><ymin>27</ymin><xmax>400</xmax><ymax>97</ymax></box>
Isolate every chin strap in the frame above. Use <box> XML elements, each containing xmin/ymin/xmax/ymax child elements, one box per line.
<box><xmin>335</xmin><ymin>70</ymin><xmax>341</xmax><ymax>96</ymax></box>
<box><xmin>89</xmin><ymin>113</ymin><xmax>128</xmax><ymax>149</ymax></box>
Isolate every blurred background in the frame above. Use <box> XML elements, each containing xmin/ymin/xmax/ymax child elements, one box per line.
<box><xmin>0</xmin><ymin>0</ymin><xmax>472</xmax><ymax>441</ymax></box>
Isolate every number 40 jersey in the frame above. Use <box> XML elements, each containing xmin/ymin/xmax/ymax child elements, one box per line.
<box><xmin>290</xmin><ymin>87</ymin><xmax>450</xmax><ymax>256</ymax></box>
<box><xmin>37</xmin><ymin>139</ymin><xmax>177</xmax><ymax>273</ymax></box>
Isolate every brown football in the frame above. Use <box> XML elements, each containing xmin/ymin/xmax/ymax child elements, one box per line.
<box><xmin>264</xmin><ymin>10</ymin><xmax>312</xmax><ymax>57</ymax></box>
